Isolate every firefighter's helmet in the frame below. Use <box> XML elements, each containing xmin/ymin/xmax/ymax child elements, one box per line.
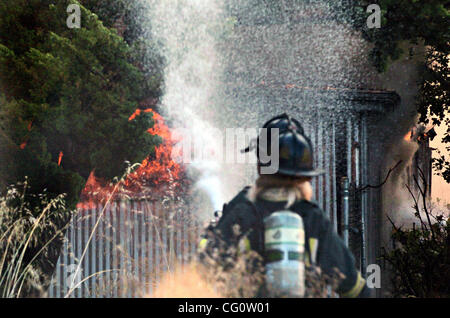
<box><xmin>245</xmin><ymin>113</ymin><xmax>324</xmax><ymax>177</ymax></box>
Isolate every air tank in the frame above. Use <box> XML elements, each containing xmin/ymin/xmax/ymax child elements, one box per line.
<box><xmin>264</xmin><ymin>211</ymin><xmax>305</xmax><ymax>297</ymax></box>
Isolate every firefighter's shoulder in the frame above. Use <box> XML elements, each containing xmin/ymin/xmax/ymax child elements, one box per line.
<box><xmin>294</xmin><ymin>199</ymin><xmax>325</xmax><ymax>218</ymax></box>
<box><xmin>301</xmin><ymin>199</ymin><xmax>320</xmax><ymax>209</ymax></box>
<box><xmin>221</xmin><ymin>186</ymin><xmax>252</xmax><ymax>215</ymax></box>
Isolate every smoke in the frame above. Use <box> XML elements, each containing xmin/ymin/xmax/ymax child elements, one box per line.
<box><xmin>382</xmin><ymin>139</ymin><xmax>419</xmax><ymax>230</ymax></box>
<box><xmin>194</xmin><ymin>161</ymin><xmax>225</xmax><ymax>211</ymax></box>
<box><xmin>376</xmin><ymin>43</ymin><xmax>426</xmax><ymax>246</ymax></box>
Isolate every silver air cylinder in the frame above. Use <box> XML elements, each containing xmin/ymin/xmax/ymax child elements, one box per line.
<box><xmin>264</xmin><ymin>211</ymin><xmax>305</xmax><ymax>297</ymax></box>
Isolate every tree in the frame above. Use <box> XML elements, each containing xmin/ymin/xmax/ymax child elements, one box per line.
<box><xmin>0</xmin><ymin>0</ymin><xmax>162</xmax><ymax>293</ymax></box>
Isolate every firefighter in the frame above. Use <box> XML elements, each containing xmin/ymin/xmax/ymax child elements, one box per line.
<box><xmin>199</xmin><ymin>113</ymin><xmax>368</xmax><ymax>298</ymax></box>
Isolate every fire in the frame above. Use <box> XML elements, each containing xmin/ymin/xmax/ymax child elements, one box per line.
<box><xmin>403</xmin><ymin>125</ymin><xmax>433</xmax><ymax>143</ymax></box>
<box><xmin>125</xmin><ymin>109</ymin><xmax>183</xmax><ymax>188</ymax></box>
<box><xmin>404</xmin><ymin>126</ymin><xmax>417</xmax><ymax>142</ymax></box>
<box><xmin>58</xmin><ymin>151</ymin><xmax>63</xmax><ymax>166</ymax></box>
<box><xmin>19</xmin><ymin>121</ymin><xmax>33</xmax><ymax>149</ymax></box>
<box><xmin>404</xmin><ymin>130</ymin><xmax>413</xmax><ymax>142</ymax></box>
<box><xmin>78</xmin><ymin>108</ymin><xmax>185</xmax><ymax>208</ymax></box>
<box><xmin>128</xmin><ymin>108</ymin><xmax>153</xmax><ymax>121</ymax></box>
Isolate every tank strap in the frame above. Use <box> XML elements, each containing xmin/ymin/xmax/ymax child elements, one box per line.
<box><xmin>244</xmin><ymin>200</ymin><xmax>266</xmax><ymax>255</ymax></box>
<box><xmin>244</xmin><ymin>200</ymin><xmax>314</xmax><ymax>266</ymax></box>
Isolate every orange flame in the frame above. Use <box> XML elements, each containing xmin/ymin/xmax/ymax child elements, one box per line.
<box><xmin>404</xmin><ymin>127</ymin><xmax>416</xmax><ymax>142</ymax></box>
<box><xmin>78</xmin><ymin>109</ymin><xmax>185</xmax><ymax>208</ymax></box>
<box><xmin>58</xmin><ymin>151</ymin><xmax>63</xmax><ymax>166</ymax></box>
<box><xmin>404</xmin><ymin>131</ymin><xmax>412</xmax><ymax>142</ymax></box>
<box><xmin>125</xmin><ymin>109</ymin><xmax>182</xmax><ymax>187</ymax></box>
<box><xmin>128</xmin><ymin>109</ymin><xmax>141</xmax><ymax>121</ymax></box>
<box><xmin>19</xmin><ymin>120</ymin><xmax>33</xmax><ymax>149</ymax></box>
<box><xmin>404</xmin><ymin>126</ymin><xmax>431</xmax><ymax>143</ymax></box>
<box><xmin>128</xmin><ymin>108</ymin><xmax>153</xmax><ymax>121</ymax></box>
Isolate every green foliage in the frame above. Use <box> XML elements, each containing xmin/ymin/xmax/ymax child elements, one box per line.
<box><xmin>383</xmin><ymin>214</ymin><xmax>450</xmax><ymax>297</ymax></box>
<box><xmin>79</xmin><ymin>0</ymin><xmax>164</xmax><ymax>81</ymax></box>
<box><xmin>0</xmin><ymin>0</ymin><xmax>162</xmax><ymax>209</ymax></box>
<box><xmin>0</xmin><ymin>0</ymin><xmax>162</xmax><ymax>294</ymax></box>
<box><xmin>339</xmin><ymin>1</ymin><xmax>448</xmax><ymax>70</ymax></box>
<box><xmin>382</xmin><ymin>172</ymin><xmax>450</xmax><ymax>297</ymax></box>
<box><xmin>0</xmin><ymin>179</ymin><xmax>70</xmax><ymax>297</ymax></box>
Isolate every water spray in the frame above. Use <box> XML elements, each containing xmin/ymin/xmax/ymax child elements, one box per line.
<box><xmin>148</xmin><ymin>0</ymin><xmax>227</xmax><ymax>216</ymax></box>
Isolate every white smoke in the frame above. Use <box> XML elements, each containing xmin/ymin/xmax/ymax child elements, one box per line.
<box><xmin>381</xmin><ymin>135</ymin><xmax>419</xmax><ymax>245</ymax></box>
<box><xmin>194</xmin><ymin>160</ymin><xmax>225</xmax><ymax>211</ymax></box>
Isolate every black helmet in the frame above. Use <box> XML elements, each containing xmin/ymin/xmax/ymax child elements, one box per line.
<box><xmin>244</xmin><ymin>113</ymin><xmax>324</xmax><ymax>177</ymax></box>
<box><xmin>261</xmin><ymin>113</ymin><xmax>305</xmax><ymax>135</ymax></box>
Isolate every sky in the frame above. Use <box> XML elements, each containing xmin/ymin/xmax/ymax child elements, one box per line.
<box><xmin>430</xmin><ymin>121</ymin><xmax>450</xmax><ymax>204</ymax></box>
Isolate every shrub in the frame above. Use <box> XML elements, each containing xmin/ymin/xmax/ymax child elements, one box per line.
<box><xmin>382</xmin><ymin>170</ymin><xmax>450</xmax><ymax>297</ymax></box>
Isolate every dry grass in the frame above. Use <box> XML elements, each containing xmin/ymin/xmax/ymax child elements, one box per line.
<box><xmin>149</xmin><ymin>263</ymin><xmax>221</xmax><ymax>298</ymax></box>
<box><xmin>146</xmin><ymin>221</ymin><xmax>345</xmax><ymax>298</ymax></box>
<box><xmin>0</xmin><ymin>179</ymin><xmax>70</xmax><ymax>297</ymax></box>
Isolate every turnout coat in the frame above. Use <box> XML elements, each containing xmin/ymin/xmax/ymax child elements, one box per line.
<box><xmin>199</xmin><ymin>186</ymin><xmax>368</xmax><ymax>298</ymax></box>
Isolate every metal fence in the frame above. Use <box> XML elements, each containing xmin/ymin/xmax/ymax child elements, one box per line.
<box><xmin>48</xmin><ymin>200</ymin><xmax>201</xmax><ymax>298</ymax></box>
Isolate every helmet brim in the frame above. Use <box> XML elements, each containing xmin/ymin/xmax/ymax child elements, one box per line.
<box><xmin>275</xmin><ymin>167</ymin><xmax>326</xmax><ymax>177</ymax></box>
